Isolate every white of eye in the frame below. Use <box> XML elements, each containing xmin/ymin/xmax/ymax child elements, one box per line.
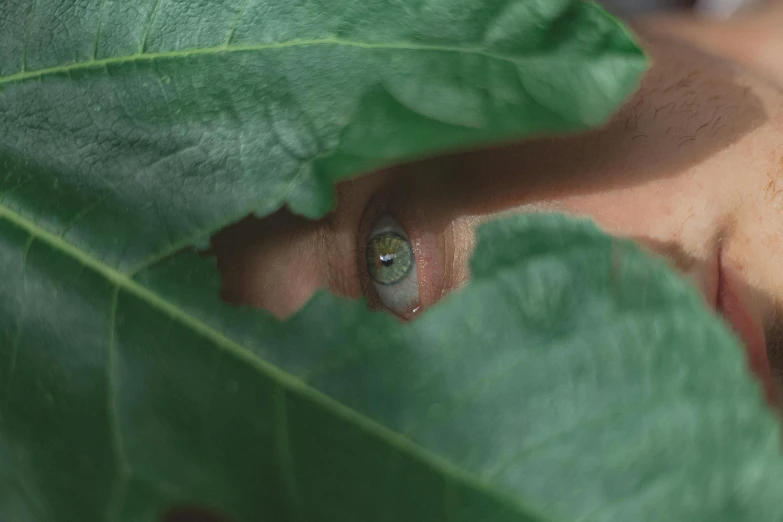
<box><xmin>365</xmin><ymin>213</ymin><xmax>420</xmax><ymax>315</ymax></box>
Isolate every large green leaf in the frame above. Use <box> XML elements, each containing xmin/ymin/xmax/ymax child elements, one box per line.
<box><xmin>7</xmin><ymin>1</ymin><xmax>778</xmax><ymax>521</ymax></box>
<box><xmin>2</xmin><ymin>211</ymin><xmax>783</xmax><ymax>522</ymax></box>
<box><xmin>0</xmin><ymin>0</ymin><xmax>644</xmax><ymax>270</ymax></box>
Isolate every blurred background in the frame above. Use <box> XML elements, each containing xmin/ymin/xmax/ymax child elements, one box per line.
<box><xmin>601</xmin><ymin>0</ymin><xmax>763</xmax><ymax>16</ymax></box>
<box><xmin>595</xmin><ymin>0</ymin><xmax>783</xmax><ymax>86</ymax></box>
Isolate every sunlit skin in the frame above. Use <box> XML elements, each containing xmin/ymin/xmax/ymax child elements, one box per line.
<box><xmin>212</xmin><ymin>5</ymin><xmax>783</xmax><ymax>406</ymax></box>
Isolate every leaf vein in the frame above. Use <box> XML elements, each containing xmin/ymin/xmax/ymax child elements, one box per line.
<box><xmin>274</xmin><ymin>386</ymin><xmax>303</xmax><ymax>521</ymax></box>
<box><xmin>107</xmin><ymin>285</ymin><xmax>130</xmax><ymax>474</ymax></box>
<box><xmin>93</xmin><ymin>0</ymin><xmax>108</xmax><ymax>60</ymax></box>
<box><xmin>224</xmin><ymin>0</ymin><xmax>252</xmax><ymax>47</ymax></box>
<box><xmin>140</xmin><ymin>0</ymin><xmax>165</xmax><ymax>54</ymax></box>
<box><xmin>58</xmin><ymin>195</ymin><xmax>111</xmax><ymax>238</ymax></box>
<box><xmin>0</xmin><ymin>37</ymin><xmax>637</xmax><ymax>87</ymax></box>
<box><xmin>20</xmin><ymin>0</ymin><xmax>38</xmax><ymax>73</ymax></box>
<box><xmin>106</xmin><ymin>284</ymin><xmax>130</xmax><ymax>521</ymax></box>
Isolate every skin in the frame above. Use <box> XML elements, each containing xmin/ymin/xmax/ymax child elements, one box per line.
<box><xmin>212</xmin><ymin>4</ymin><xmax>783</xmax><ymax>405</ymax></box>
<box><xmin>646</xmin><ymin>1</ymin><xmax>783</xmax><ymax>86</ymax></box>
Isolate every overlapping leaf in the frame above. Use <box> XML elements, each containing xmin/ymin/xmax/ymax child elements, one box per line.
<box><xmin>5</xmin><ymin>2</ymin><xmax>778</xmax><ymax>522</ymax></box>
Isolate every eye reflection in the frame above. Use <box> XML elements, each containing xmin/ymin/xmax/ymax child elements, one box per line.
<box><xmin>365</xmin><ymin>213</ymin><xmax>420</xmax><ymax>315</ymax></box>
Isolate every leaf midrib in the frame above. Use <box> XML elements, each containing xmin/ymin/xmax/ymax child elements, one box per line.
<box><xmin>0</xmin><ymin>202</ymin><xmax>554</xmax><ymax>522</ymax></box>
<box><xmin>0</xmin><ymin>36</ymin><xmax>621</xmax><ymax>87</ymax></box>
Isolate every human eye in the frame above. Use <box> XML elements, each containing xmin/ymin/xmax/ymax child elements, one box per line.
<box><xmin>364</xmin><ymin>213</ymin><xmax>421</xmax><ymax>317</ymax></box>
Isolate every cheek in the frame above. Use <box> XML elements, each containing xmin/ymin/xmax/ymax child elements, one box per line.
<box><xmin>549</xmin><ymin>174</ymin><xmax>714</xmax><ymax>243</ymax></box>
<box><xmin>212</xmin><ymin>213</ymin><xmax>326</xmax><ymax>319</ymax></box>
<box><xmin>217</xmin><ymin>239</ymin><xmax>325</xmax><ymax>319</ymax></box>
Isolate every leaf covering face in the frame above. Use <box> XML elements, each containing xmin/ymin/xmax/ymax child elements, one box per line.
<box><xmin>2</xmin><ymin>1</ymin><xmax>782</xmax><ymax>522</ymax></box>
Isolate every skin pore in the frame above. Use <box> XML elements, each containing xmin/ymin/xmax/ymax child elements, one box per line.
<box><xmin>212</xmin><ymin>7</ymin><xmax>783</xmax><ymax>406</ymax></box>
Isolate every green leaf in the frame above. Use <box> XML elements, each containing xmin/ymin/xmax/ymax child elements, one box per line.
<box><xmin>2</xmin><ymin>211</ymin><xmax>783</xmax><ymax>522</ymax></box>
<box><xmin>0</xmin><ymin>0</ymin><xmax>644</xmax><ymax>271</ymax></box>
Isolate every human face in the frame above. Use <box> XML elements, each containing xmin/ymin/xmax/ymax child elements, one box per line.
<box><xmin>212</xmin><ymin>34</ymin><xmax>783</xmax><ymax>405</ymax></box>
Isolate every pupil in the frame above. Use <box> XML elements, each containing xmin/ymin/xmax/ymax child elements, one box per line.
<box><xmin>380</xmin><ymin>253</ymin><xmax>395</xmax><ymax>267</ymax></box>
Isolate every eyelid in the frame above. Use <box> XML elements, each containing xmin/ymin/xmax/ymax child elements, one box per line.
<box><xmin>369</xmin><ymin>213</ymin><xmax>408</xmax><ymax>240</ymax></box>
